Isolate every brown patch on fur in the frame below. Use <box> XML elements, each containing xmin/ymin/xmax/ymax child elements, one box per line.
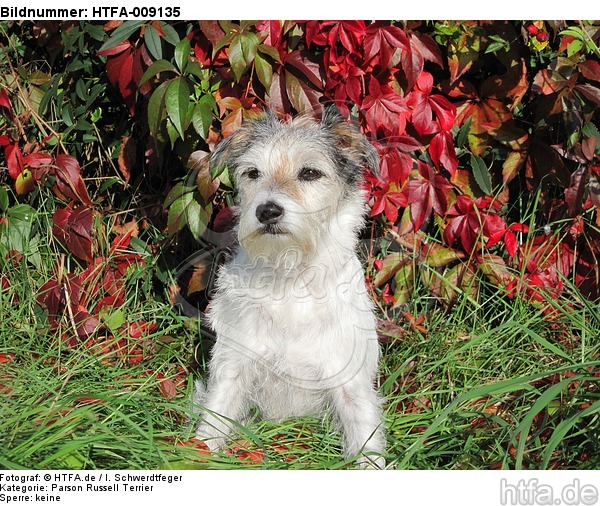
<box><xmin>271</xmin><ymin>157</ymin><xmax>304</xmax><ymax>202</ymax></box>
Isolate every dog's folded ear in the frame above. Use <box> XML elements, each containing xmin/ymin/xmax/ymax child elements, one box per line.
<box><xmin>320</xmin><ymin>105</ymin><xmax>380</xmax><ymax>179</ymax></box>
<box><xmin>209</xmin><ymin>131</ymin><xmax>237</xmax><ymax>176</ymax></box>
<box><xmin>209</xmin><ymin>110</ymin><xmax>280</xmax><ymax>179</ymax></box>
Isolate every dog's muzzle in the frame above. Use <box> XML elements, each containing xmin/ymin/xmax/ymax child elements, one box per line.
<box><xmin>256</xmin><ymin>201</ymin><xmax>284</xmax><ymax>225</ymax></box>
<box><xmin>255</xmin><ymin>201</ymin><xmax>287</xmax><ymax>235</ymax></box>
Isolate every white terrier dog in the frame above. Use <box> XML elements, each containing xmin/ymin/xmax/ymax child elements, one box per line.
<box><xmin>194</xmin><ymin>107</ymin><xmax>385</xmax><ymax>468</ymax></box>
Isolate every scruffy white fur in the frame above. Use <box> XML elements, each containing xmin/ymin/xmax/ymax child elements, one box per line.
<box><xmin>195</xmin><ymin>108</ymin><xmax>385</xmax><ymax>468</ymax></box>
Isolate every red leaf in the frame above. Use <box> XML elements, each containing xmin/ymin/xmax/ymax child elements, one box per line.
<box><xmin>0</xmin><ymin>88</ymin><xmax>12</xmax><ymax>115</ymax></box>
<box><xmin>429</xmin><ymin>95</ymin><xmax>456</xmax><ymax>132</ymax></box>
<box><xmin>401</xmin><ymin>37</ymin><xmax>424</xmax><ymax>91</ymax></box>
<box><xmin>579</xmin><ymin>60</ymin><xmax>600</xmax><ymax>82</ymax></box>
<box><xmin>284</xmin><ymin>70</ymin><xmax>322</xmax><ymax>115</ymax></box>
<box><xmin>403</xmin><ymin>161</ymin><xmax>454</xmax><ymax>231</ymax></box>
<box><xmin>376</xmin><ymin>145</ymin><xmax>413</xmax><ymax>186</ymax></box>
<box><xmin>0</xmin><ymin>353</ymin><xmax>16</xmax><ymax>364</ymax></box>
<box><xmin>117</xmin><ymin>135</ymin><xmax>135</xmax><ymax>183</ymax></box>
<box><xmin>53</xmin><ymin>154</ymin><xmax>93</xmax><ymax>205</ymax></box>
<box><xmin>257</xmin><ymin>20</ymin><xmax>283</xmax><ymax>49</ymax></box>
<box><xmin>98</xmin><ymin>40</ymin><xmax>131</xmax><ymax>57</ymax></box>
<box><xmin>576</xmin><ymin>84</ymin><xmax>600</xmax><ymax>107</ymax></box>
<box><xmin>364</xmin><ymin>22</ymin><xmax>409</xmax><ymax>70</ymax></box>
<box><xmin>362</xmin><ymin>79</ymin><xmax>409</xmax><ymax>136</ymax></box>
<box><xmin>429</xmin><ymin>130</ymin><xmax>458</xmax><ymax>176</ymax></box>
<box><xmin>305</xmin><ymin>21</ymin><xmax>365</xmax><ymax>54</ymax></box>
<box><xmin>504</xmin><ymin>231</ymin><xmax>518</xmax><ymax>257</ymax></box>
<box><xmin>564</xmin><ymin>166</ymin><xmax>587</xmax><ymax>217</ymax></box>
<box><xmin>408</xmin><ymin>87</ymin><xmax>433</xmax><ymax>136</ymax></box>
<box><xmin>37</xmin><ymin>274</ymin><xmax>83</xmax><ymax>327</ymax></box>
<box><xmin>109</xmin><ymin>229</ymin><xmax>134</xmax><ymax>254</ymax></box>
<box><xmin>408</xmin><ymin>71</ymin><xmax>456</xmax><ymax>135</ymax></box>
<box><xmin>157</xmin><ymin>374</ymin><xmax>177</xmax><ymax>399</ymax></box>
<box><xmin>24</xmin><ymin>152</ymin><xmax>54</xmax><ymax>168</ymax></box>
<box><xmin>483</xmin><ymin>213</ymin><xmax>507</xmax><ymax>248</ymax></box>
<box><xmin>52</xmin><ymin>206</ymin><xmax>94</xmax><ymax>263</ymax></box>
<box><xmin>444</xmin><ymin>195</ymin><xmax>481</xmax><ymax>252</ymax></box>
<box><xmin>266</xmin><ymin>72</ymin><xmax>292</xmax><ymax>116</ymax></box>
<box><xmin>103</xmin><ymin>267</ymin><xmax>125</xmax><ymax>298</ymax></box>
<box><xmin>285</xmin><ymin>50</ymin><xmax>325</xmax><ymax>90</ymax></box>
<box><xmin>4</xmin><ymin>142</ymin><xmax>24</xmax><ymax>179</ymax></box>
<box><xmin>128</xmin><ymin>321</ymin><xmax>157</xmax><ymax>339</ymax></box>
<box><xmin>411</xmin><ymin>33</ymin><xmax>443</xmax><ymax>67</ymax></box>
<box><xmin>532</xmin><ymin>69</ymin><xmax>569</xmax><ymax>95</ymax></box>
<box><xmin>105</xmin><ymin>43</ymin><xmax>136</xmax><ymax>115</ymax></box>
<box><xmin>509</xmin><ymin>223</ymin><xmax>529</xmax><ymax>234</ymax></box>
<box><xmin>73</xmin><ymin>305</ymin><xmax>99</xmax><ymax>338</ymax></box>
<box><xmin>199</xmin><ymin>21</ymin><xmax>226</xmax><ymax>53</ymax></box>
<box><xmin>212</xmin><ymin>205</ymin><xmax>238</xmax><ymax>233</ymax></box>
<box><xmin>370</xmin><ymin>185</ymin><xmax>408</xmax><ymax>223</ymax></box>
<box><xmin>132</xmin><ymin>43</ymin><xmax>152</xmax><ymax>96</ymax></box>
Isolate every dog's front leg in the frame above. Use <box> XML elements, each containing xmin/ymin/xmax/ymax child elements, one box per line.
<box><xmin>330</xmin><ymin>379</ymin><xmax>386</xmax><ymax>469</ymax></box>
<box><xmin>195</xmin><ymin>366</ymin><xmax>249</xmax><ymax>452</ymax></box>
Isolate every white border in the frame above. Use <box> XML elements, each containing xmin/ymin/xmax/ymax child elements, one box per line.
<box><xmin>0</xmin><ymin>0</ymin><xmax>596</xmax><ymax>20</ymax></box>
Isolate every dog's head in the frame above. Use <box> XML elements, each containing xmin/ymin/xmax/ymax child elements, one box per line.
<box><xmin>210</xmin><ymin>107</ymin><xmax>379</xmax><ymax>265</ymax></box>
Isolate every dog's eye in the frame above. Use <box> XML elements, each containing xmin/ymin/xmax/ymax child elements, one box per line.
<box><xmin>298</xmin><ymin>167</ymin><xmax>324</xmax><ymax>181</ymax></box>
<box><xmin>244</xmin><ymin>168</ymin><xmax>260</xmax><ymax>180</ymax></box>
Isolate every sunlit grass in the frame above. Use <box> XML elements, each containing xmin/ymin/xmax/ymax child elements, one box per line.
<box><xmin>1</xmin><ymin>190</ymin><xmax>599</xmax><ymax>470</ymax></box>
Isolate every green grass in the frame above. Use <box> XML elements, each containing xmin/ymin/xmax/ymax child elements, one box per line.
<box><xmin>1</xmin><ymin>193</ymin><xmax>599</xmax><ymax>470</ymax></box>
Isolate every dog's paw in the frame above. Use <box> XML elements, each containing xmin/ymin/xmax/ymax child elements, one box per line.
<box><xmin>195</xmin><ymin>425</ymin><xmax>226</xmax><ymax>453</ymax></box>
<box><xmin>356</xmin><ymin>454</ymin><xmax>386</xmax><ymax>470</ymax></box>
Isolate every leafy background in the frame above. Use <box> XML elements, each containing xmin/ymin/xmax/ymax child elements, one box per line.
<box><xmin>0</xmin><ymin>20</ymin><xmax>599</xmax><ymax>469</ymax></box>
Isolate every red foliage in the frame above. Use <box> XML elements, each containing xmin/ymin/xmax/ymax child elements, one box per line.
<box><xmin>52</xmin><ymin>205</ymin><xmax>94</xmax><ymax>263</ymax></box>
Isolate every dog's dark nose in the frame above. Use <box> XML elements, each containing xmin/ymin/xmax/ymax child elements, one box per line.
<box><xmin>256</xmin><ymin>201</ymin><xmax>284</xmax><ymax>224</ymax></box>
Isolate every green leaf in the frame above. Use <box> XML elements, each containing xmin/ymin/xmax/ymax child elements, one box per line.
<box><xmin>228</xmin><ymin>32</ymin><xmax>259</xmax><ymax>82</ymax></box>
<box><xmin>457</xmin><ymin>116</ymin><xmax>472</xmax><ymax>148</ymax></box>
<box><xmin>167</xmin><ymin>191</ymin><xmax>194</xmax><ymax>235</ymax></box>
<box><xmin>392</xmin><ymin>264</ymin><xmax>415</xmax><ymax>307</ymax></box>
<box><xmin>160</xmin><ymin>21</ymin><xmax>181</xmax><ymax>46</ymax></box>
<box><xmin>166</xmin><ymin>117</ymin><xmax>180</xmax><ymax>147</ymax></box>
<box><xmin>471</xmin><ymin>153</ymin><xmax>493</xmax><ymax>195</ymax></box>
<box><xmin>3</xmin><ymin>204</ymin><xmax>36</xmax><ymax>253</ymax></box>
<box><xmin>485</xmin><ymin>41</ymin><xmax>507</xmax><ymax>54</ymax></box>
<box><xmin>164</xmin><ymin>181</ymin><xmax>194</xmax><ymax>209</ymax></box>
<box><xmin>424</xmin><ymin>242</ymin><xmax>465</xmax><ymax>268</ymax></box>
<box><xmin>214</xmin><ymin>31</ymin><xmax>235</xmax><ymax>54</ymax></box>
<box><xmin>241</xmin><ymin>32</ymin><xmax>259</xmax><ymax>66</ymax></box>
<box><xmin>254</xmin><ymin>52</ymin><xmax>273</xmax><ymax>91</ymax></box>
<box><xmin>165</xmin><ymin>77</ymin><xmax>191</xmax><ymax>139</ymax></box>
<box><xmin>184</xmin><ymin>61</ymin><xmax>206</xmax><ymax>81</ymax></box>
<box><xmin>147</xmin><ymin>80</ymin><xmax>170</xmax><ymax>141</ymax></box>
<box><xmin>559</xmin><ymin>27</ymin><xmax>585</xmax><ymax>40</ymax></box>
<box><xmin>75</xmin><ymin>79</ymin><xmax>87</xmax><ymax>101</ymax></box>
<box><xmin>567</xmin><ymin>39</ymin><xmax>584</xmax><ymax>57</ymax></box>
<box><xmin>186</xmin><ymin>197</ymin><xmax>211</xmax><ymax>241</ymax></box>
<box><xmin>228</xmin><ymin>35</ymin><xmax>247</xmax><ymax>82</ymax></box>
<box><xmin>102</xmin><ymin>308</ymin><xmax>127</xmax><ymax>334</ymax></box>
<box><xmin>99</xmin><ymin>177</ymin><xmax>121</xmax><ymax>194</ymax></box>
<box><xmin>174</xmin><ymin>37</ymin><xmax>191</xmax><ymax>73</ymax></box>
<box><xmin>139</xmin><ymin>59</ymin><xmax>178</xmax><ymax>87</ymax></box>
<box><xmin>257</xmin><ymin>43</ymin><xmax>283</xmax><ymax>64</ymax></box>
<box><xmin>62</xmin><ymin>104</ymin><xmax>74</xmax><ymax>127</ymax></box>
<box><xmin>98</xmin><ymin>20</ymin><xmax>146</xmax><ymax>53</ymax></box>
<box><xmin>192</xmin><ymin>95</ymin><xmax>216</xmax><ymax>140</ymax></box>
<box><xmin>144</xmin><ymin>24</ymin><xmax>163</xmax><ymax>60</ymax></box>
<box><xmin>0</xmin><ymin>187</ymin><xmax>8</xmax><ymax>212</ymax></box>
